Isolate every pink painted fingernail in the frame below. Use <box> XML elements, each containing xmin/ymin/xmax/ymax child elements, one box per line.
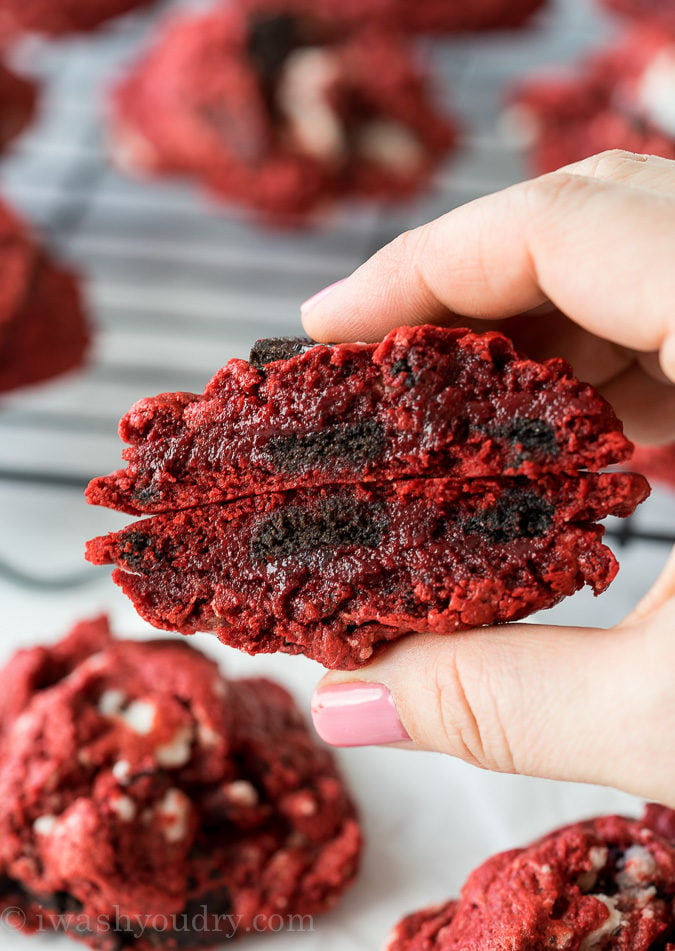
<box><xmin>311</xmin><ymin>682</ymin><xmax>410</xmax><ymax>747</ymax></box>
<box><xmin>301</xmin><ymin>278</ymin><xmax>346</xmax><ymax>314</ymax></box>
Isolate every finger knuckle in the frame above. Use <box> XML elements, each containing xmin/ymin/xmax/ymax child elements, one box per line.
<box><xmin>430</xmin><ymin>647</ymin><xmax>516</xmax><ymax>774</ymax></box>
<box><xmin>580</xmin><ymin>148</ymin><xmax>649</xmax><ymax>181</ymax></box>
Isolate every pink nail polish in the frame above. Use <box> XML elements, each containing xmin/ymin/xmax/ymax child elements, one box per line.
<box><xmin>311</xmin><ymin>682</ymin><xmax>410</xmax><ymax>747</ymax></box>
<box><xmin>300</xmin><ymin>278</ymin><xmax>346</xmax><ymax>314</ymax></box>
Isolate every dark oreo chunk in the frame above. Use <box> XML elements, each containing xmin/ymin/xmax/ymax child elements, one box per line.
<box><xmin>118</xmin><ymin>531</ymin><xmax>155</xmax><ymax>572</ymax></box>
<box><xmin>251</xmin><ymin>497</ymin><xmax>385</xmax><ymax>561</ymax></box>
<box><xmin>391</xmin><ymin>358</ymin><xmax>416</xmax><ymax>388</ymax></box>
<box><xmin>247</xmin><ymin>14</ymin><xmax>303</xmax><ymax>86</ymax></box>
<box><xmin>464</xmin><ymin>489</ymin><xmax>554</xmax><ymax>543</ymax></box>
<box><xmin>490</xmin><ymin>417</ymin><xmax>559</xmax><ymax>458</ymax></box>
<box><xmin>249</xmin><ymin>337</ymin><xmax>316</xmax><ymax>367</ymax></box>
<box><xmin>263</xmin><ymin>420</ymin><xmax>386</xmax><ymax>473</ymax></box>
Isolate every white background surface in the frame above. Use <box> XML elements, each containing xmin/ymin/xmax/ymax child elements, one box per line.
<box><xmin>0</xmin><ymin>0</ymin><xmax>674</xmax><ymax>948</ymax></box>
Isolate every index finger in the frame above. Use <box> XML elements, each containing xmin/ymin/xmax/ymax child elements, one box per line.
<box><xmin>301</xmin><ymin>165</ymin><xmax>675</xmax><ymax>379</ymax></box>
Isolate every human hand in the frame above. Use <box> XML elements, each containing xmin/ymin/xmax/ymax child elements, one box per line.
<box><xmin>303</xmin><ymin>150</ymin><xmax>675</xmax><ymax>805</ymax></box>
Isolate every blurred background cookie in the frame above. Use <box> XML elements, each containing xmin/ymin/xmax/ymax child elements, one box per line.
<box><xmin>108</xmin><ymin>2</ymin><xmax>459</xmax><ymax>224</ymax></box>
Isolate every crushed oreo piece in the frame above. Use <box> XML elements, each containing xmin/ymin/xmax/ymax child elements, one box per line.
<box><xmin>262</xmin><ymin>420</ymin><xmax>386</xmax><ymax>473</ymax></box>
<box><xmin>248</xmin><ymin>14</ymin><xmax>303</xmax><ymax>89</ymax></box>
<box><xmin>391</xmin><ymin>358</ymin><xmax>416</xmax><ymax>388</ymax></box>
<box><xmin>464</xmin><ymin>489</ymin><xmax>554</xmax><ymax>543</ymax></box>
<box><xmin>490</xmin><ymin>417</ymin><xmax>559</xmax><ymax>457</ymax></box>
<box><xmin>249</xmin><ymin>336</ymin><xmax>317</xmax><ymax>367</ymax></box>
<box><xmin>119</xmin><ymin>531</ymin><xmax>155</xmax><ymax>572</ymax></box>
<box><xmin>251</xmin><ymin>496</ymin><xmax>385</xmax><ymax>561</ymax></box>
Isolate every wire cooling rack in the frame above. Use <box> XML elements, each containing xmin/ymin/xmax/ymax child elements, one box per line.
<box><xmin>0</xmin><ymin>0</ymin><xmax>672</xmax><ymax>594</ymax></box>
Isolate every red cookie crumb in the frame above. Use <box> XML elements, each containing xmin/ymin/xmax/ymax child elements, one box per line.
<box><xmin>387</xmin><ymin>807</ymin><xmax>675</xmax><ymax>950</ymax></box>
<box><xmin>0</xmin><ymin>62</ymin><xmax>37</xmax><ymax>154</ymax></box>
<box><xmin>0</xmin><ymin>0</ymin><xmax>153</xmax><ymax>39</ymax></box>
<box><xmin>0</xmin><ymin>199</ymin><xmax>90</xmax><ymax>394</ymax></box>
<box><xmin>86</xmin><ymin>471</ymin><xmax>648</xmax><ymax>670</ymax></box>
<box><xmin>87</xmin><ymin>326</ymin><xmax>635</xmax><ymax>516</ymax></box>
<box><xmin>108</xmin><ymin>4</ymin><xmax>458</xmax><ymax>224</ymax></box>
<box><xmin>510</xmin><ymin>24</ymin><xmax>675</xmax><ymax>173</ymax></box>
<box><xmin>0</xmin><ymin>616</ymin><xmax>362</xmax><ymax>950</ymax></box>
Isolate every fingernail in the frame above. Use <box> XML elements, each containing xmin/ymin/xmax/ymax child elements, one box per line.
<box><xmin>301</xmin><ymin>279</ymin><xmax>346</xmax><ymax>315</ymax></box>
<box><xmin>311</xmin><ymin>682</ymin><xmax>410</xmax><ymax>747</ymax></box>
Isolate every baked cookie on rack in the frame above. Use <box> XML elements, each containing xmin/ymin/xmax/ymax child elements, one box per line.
<box><xmin>510</xmin><ymin>23</ymin><xmax>675</xmax><ymax>172</ymax></box>
<box><xmin>0</xmin><ymin>0</ymin><xmax>153</xmax><ymax>39</ymax></box>
<box><xmin>0</xmin><ymin>199</ymin><xmax>90</xmax><ymax>393</ymax></box>
<box><xmin>0</xmin><ymin>62</ymin><xmax>37</xmax><ymax>153</ymax></box>
<box><xmin>109</xmin><ymin>2</ymin><xmax>458</xmax><ymax>224</ymax></box>
<box><xmin>397</xmin><ymin>0</ymin><xmax>548</xmax><ymax>34</ymax></box>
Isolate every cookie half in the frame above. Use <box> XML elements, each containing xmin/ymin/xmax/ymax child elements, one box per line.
<box><xmin>87</xmin><ymin>326</ymin><xmax>635</xmax><ymax>516</ymax></box>
<box><xmin>86</xmin><ymin>472</ymin><xmax>648</xmax><ymax>669</ymax></box>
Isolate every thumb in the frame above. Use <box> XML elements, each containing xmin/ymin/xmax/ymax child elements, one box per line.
<box><xmin>311</xmin><ymin>619</ymin><xmax>672</xmax><ymax>801</ymax></box>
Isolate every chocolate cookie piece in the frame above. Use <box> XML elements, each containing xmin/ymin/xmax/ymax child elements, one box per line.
<box><xmin>86</xmin><ymin>472</ymin><xmax>648</xmax><ymax>669</ymax></box>
<box><xmin>397</xmin><ymin>0</ymin><xmax>547</xmax><ymax>33</ymax></box>
<box><xmin>387</xmin><ymin>807</ymin><xmax>675</xmax><ymax>950</ymax></box>
<box><xmin>510</xmin><ymin>23</ymin><xmax>675</xmax><ymax>174</ymax></box>
<box><xmin>0</xmin><ymin>63</ymin><xmax>37</xmax><ymax>154</ymax></box>
<box><xmin>0</xmin><ymin>199</ymin><xmax>90</xmax><ymax>393</ymax></box>
<box><xmin>0</xmin><ymin>0</ymin><xmax>153</xmax><ymax>39</ymax></box>
<box><xmin>108</xmin><ymin>2</ymin><xmax>458</xmax><ymax>224</ymax></box>
<box><xmin>0</xmin><ymin>616</ymin><xmax>362</xmax><ymax>950</ymax></box>
<box><xmin>87</xmin><ymin>326</ymin><xmax>635</xmax><ymax>516</ymax></box>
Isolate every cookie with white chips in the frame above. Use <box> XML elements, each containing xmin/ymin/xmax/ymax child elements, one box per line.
<box><xmin>0</xmin><ymin>616</ymin><xmax>361</xmax><ymax>950</ymax></box>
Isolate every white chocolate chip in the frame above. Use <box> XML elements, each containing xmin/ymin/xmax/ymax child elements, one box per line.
<box><xmin>616</xmin><ymin>844</ymin><xmax>658</xmax><ymax>889</ymax></box>
<box><xmin>33</xmin><ymin>815</ymin><xmax>58</xmax><ymax>836</ymax></box>
<box><xmin>355</xmin><ymin>120</ymin><xmax>423</xmax><ymax>173</ymax></box>
<box><xmin>112</xmin><ymin>760</ymin><xmax>131</xmax><ymax>784</ymax></box>
<box><xmin>638</xmin><ymin>46</ymin><xmax>675</xmax><ymax>138</ymax></box>
<box><xmin>98</xmin><ymin>689</ymin><xmax>126</xmax><ymax>717</ymax></box>
<box><xmin>576</xmin><ymin>846</ymin><xmax>608</xmax><ymax>892</ymax></box>
<box><xmin>156</xmin><ymin>788</ymin><xmax>191</xmax><ymax>843</ymax></box>
<box><xmin>579</xmin><ymin>895</ymin><xmax>623</xmax><ymax>949</ymax></box>
<box><xmin>225</xmin><ymin>781</ymin><xmax>259</xmax><ymax>808</ymax></box>
<box><xmin>277</xmin><ymin>48</ymin><xmax>346</xmax><ymax>163</ymax></box>
<box><xmin>111</xmin><ymin>796</ymin><xmax>137</xmax><ymax>822</ymax></box>
<box><xmin>155</xmin><ymin>723</ymin><xmax>194</xmax><ymax>768</ymax></box>
<box><xmin>197</xmin><ymin>722</ymin><xmax>221</xmax><ymax>748</ymax></box>
<box><xmin>118</xmin><ymin>699</ymin><xmax>156</xmax><ymax>735</ymax></box>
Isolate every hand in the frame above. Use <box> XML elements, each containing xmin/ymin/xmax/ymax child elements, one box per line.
<box><xmin>303</xmin><ymin>150</ymin><xmax>675</xmax><ymax>806</ymax></box>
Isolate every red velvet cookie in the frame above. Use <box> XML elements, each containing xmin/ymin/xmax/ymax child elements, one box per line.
<box><xmin>86</xmin><ymin>471</ymin><xmax>648</xmax><ymax>670</ymax></box>
<box><xmin>599</xmin><ymin>0</ymin><xmax>675</xmax><ymax>24</ymax></box>
<box><xmin>109</xmin><ymin>4</ymin><xmax>458</xmax><ymax>224</ymax></box>
<box><xmin>0</xmin><ymin>199</ymin><xmax>90</xmax><ymax>393</ymax></box>
<box><xmin>0</xmin><ymin>616</ymin><xmax>362</xmax><ymax>950</ymax></box>
<box><xmin>397</xmin><ymin>0</ymin><xmax>547</xmax><ymax>34</ymax></box>
<box><xmin>387</xmin><ymin>806</ymin><xmax>675</xmax><ymax>950</ymax></box>
<box><xmin>87</xmin><ymin>326</ymin><xmax>635</xmax><ymax>516</ymax></box>
<box><xmin>510</xmin><ymin>24</ymin><xmax>675</xmax><ymax>174</ymax></box>
<box><xmin>0</xmin><ymin>63</ymin><xmax>37</xmax><ymax>154</ymax></box>
<box><xmin>0</xmin><ymin>0</ymin><xmax>153</xmax><ymax>39</ymax></box>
